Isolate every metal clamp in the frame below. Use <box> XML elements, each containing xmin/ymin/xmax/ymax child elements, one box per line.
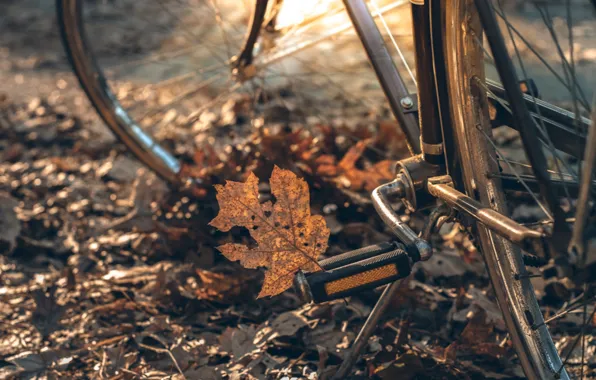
<box><xmin>421</xmin><ymin>138</ymin><xmax>444</xmax><ymax>156</ymax></box>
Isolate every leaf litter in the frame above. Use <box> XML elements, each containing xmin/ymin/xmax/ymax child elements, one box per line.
<box><xmin>0</xmin><ymin>86</ymin><xmax>540</xmax><ymax>379</ymax></box>
<box><xmin>1</xmin><ymin>82</ymin><xmax>594</xmax><ymax>379</ymax></box>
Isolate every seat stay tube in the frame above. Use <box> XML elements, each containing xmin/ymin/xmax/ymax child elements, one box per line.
<box><xmin>343</xmin><ymin>0</ymin><xmax>421</xmax><ymax>155</ymax></box>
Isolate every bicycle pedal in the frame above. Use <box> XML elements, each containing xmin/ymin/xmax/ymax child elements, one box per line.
<box><xmin>318</xmin><ymin>241</ymin><xmax>400</xmax><ymax>270</ymax></box>
<box><xmin>295</xmin><ymin>242</ymin><xmax>421</xmax><ymax>304</ymax></box>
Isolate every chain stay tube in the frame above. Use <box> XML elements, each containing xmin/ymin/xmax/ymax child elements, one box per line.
<box><xmin>426</xmin><ymin>177</ymin><xmax>546</xmax><ymax>253</ymax></box>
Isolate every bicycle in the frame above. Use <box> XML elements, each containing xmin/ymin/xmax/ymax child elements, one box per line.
<box><xmin>57</xmin><ymin>0</ymin><xmax>595</xmax><ymax>379</ymax></box>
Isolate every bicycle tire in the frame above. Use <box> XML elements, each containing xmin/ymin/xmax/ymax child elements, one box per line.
<box><xmin>443</xmin><ymin>1</ymin><xmax>568</xmax><ymax>379</ymax></box>
<box><xmin>57</xmin><ymin>0</ymin><xmax>188</xmax><ymax>186</ymax></box>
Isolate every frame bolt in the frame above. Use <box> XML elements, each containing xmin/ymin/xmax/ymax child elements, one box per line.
<box><xmin>400</xmin><ymin>96</ymin><xmax>414</xmax><ymax>109</ymax></box>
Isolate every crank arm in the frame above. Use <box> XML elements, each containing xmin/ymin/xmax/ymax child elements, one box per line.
<box><xmin>426</xmin><ymin>177</ymin><xmax>545</xmax><ymax>252</ymax></box>
<box><xmin>370</xmin><ymin>176</ymin><xmax>432</xmax><ymax>261</ymax></box>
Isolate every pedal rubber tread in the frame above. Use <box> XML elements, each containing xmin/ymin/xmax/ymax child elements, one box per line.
<box><xmin>318</xmin><ymin>241</ymin><xmax>397</xmax><ymax>270</ymax></box>
<box><xmin>307</xmin><ymin>246</ymin><xmax>411</xmax><ymax>302</ymax></box>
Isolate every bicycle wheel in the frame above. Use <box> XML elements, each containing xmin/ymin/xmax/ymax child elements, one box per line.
<box><xmin>444</xmin><ymin>1</ymin><xmax>594</xmax><ymax>379</ymax></box>
<box><xmin>57</xmin><ymin>0</ymin><xmax>416</xmax><ymax>187</ymax></box>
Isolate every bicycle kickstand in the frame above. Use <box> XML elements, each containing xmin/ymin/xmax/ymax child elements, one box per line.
<box><xmin>294</xmin><ymin>173</ymin><xmax>451</xmax><ymax>379</ymax></box>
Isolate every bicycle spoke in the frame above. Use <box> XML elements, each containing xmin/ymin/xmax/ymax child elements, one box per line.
<box><xmin>472</xmin><ymin>32</ymin><xmax>497</xmax><ymax>67</ymax></box>
<box><xmin>556</xmin><ymin>303</ymin><xmax>596</xmax><ymax>375</ymax></box>
<box><xmin>116</xmin><ymin>63</ymin><xmax>228</xmax><ymax>102</ymax></box>
<box><xmin>533</xmin><ymin>2</ymin><xmax>591</xmax><ymax>113</ymax></box>
<box><xmin>257</xmin><ymin>0</ymin><xmax>409</xmax><ymax>68</ymax></box>
<box><xmin>153</xmin><ymin>0</ymin><xmax>229</xmax><ymax>64</ymax></box>
<box><xmin>104</xmin><ymin>46</ymin><xmax>197</xmax><ymax>74</ymax></box>
<box><xmin>265</xmin><ymin>57</ymin><xmax>380</xmax><ymax>109</ymax></box>
<box><xmin>475</xmin><ymin>122</ymin><xmax>553</xmax><ymax>220</ymax></box>
<box><xmin>273</xmin><ymin>0</ymin><xmax>334</xmax><ymax>44</ymax></box>
<box><xmin>260</xmin><ymin>62</ymin><xmax>391</xmax><ymax>159</ymax></box>
<box><xmin>87</xmin><ymin>5</ymin><xmax>240</xmax><ymax>67</ymax></box>
<box><xmin>496</xmin><ymin>0</ymin><xmax>577</xmax><ymax>203</ymax></box>
<box><xmin>521</xmin><ymin>217</ymin><xmax>575</xmax><ymax>227</ymax></box>
<box><xmin>207</xmin><ymin>0</ymin><xmax>234</xmax><ymax>60</ymax></box>
<box><xmin>563</xmin><ymin>1</ymin><xmax>590</xmax><ymax>199</ymax></box>
<box><xmin>369</xmin><ymin>0</ymin><xmax>417</xmax><ymax>88</ymax></box>
<box><xmin>496</xmin><ymin>158</ymin><xmax>575</xmax><ymax>180</ymax></box>
<box><xmin>534</xmin><ymin>294</ymin><xmax>596</xmax><ymax>328</ymax></box>
<box><xmin>184</xmin><ymin>82</ymin><xmax>242</xmax><ymax>125</ymax></box>
<box><xmin>490</xmin><ymin>5</ymin><xmax>591</xmax><ymax>111</ymax></box>
<box><xmin>198</xmin><ymin>0</ymin><xmax>246</xmax><ymax>39</ymax></box>
<box><xmin>137</xmin><ymin>72</ymin><xmax>230</xmax><ymax>124</ymax></box>
<box><xmin>477</xmin><ymin>75</ymin><xmax>578</xmax><ymax>200</ymax></box>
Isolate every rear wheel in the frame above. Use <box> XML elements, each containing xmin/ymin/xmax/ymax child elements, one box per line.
<box><xmin>445</xmin><ymin>1</ymin><xmax>595</xmax><ymax>379</ymax></box>
<box><xmin>57</xmin><ymin>0</ymin><xmax>416</xmax><ymax>187</ymax></box>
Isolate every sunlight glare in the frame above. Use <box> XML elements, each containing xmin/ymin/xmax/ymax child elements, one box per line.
<box><xmin>275</xmin><ymin>0</ymin><xmax>337</xmax><ymax>29</ymax></box>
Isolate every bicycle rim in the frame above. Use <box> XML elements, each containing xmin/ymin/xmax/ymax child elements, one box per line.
<box><xmin>444</xmin><ymin>0</ymin><xmax>596</xmax><ymax>378</ymax></box>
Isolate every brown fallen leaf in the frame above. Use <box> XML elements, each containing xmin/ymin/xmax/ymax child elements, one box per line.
<box><xmin>253</xmin><ymin>310</ymin><xmax>309</xmax><ymax>345</ymax></box>
<box><xmin>195</xmin><ymin>268</ymin><xmax>258</xmax><ymax>302</ymax></box>
<box><xmin>313</xmin><ymin>154</ymin><xmax>338</xmax><ymax>177</ymax></box>
<box><xmin>377</xmin><ymin>119</ymin><xmax>408</xmax><ymax>156</ymax></box>
<box><xmin>95</xmin><ymin>170</ymin><xmax>170</xmax><ymax>234</ymax></box>
<box><xmin>219</xmin><ymin>325</ymin><xmax>258</xmax><ymax>359</ymax></box>
<box><xmin>210</xmin><ymin>166</ymin><xmax>329</xmax><ymax>297</ymax></box>
<box><xmin>446</xmin><ymin>309</ymin><xmax>509</xmax><ymax>361</ymax></box>
<box><xmin>460</xmin><ymin>309</ymin><xmax>493</xmax><ymax>344</ymax></box>
<box><xmin>31</xmin><ymin>286</ymin><xmax>66</xmax><ymax>339</ymax></box>
<box><xmin>337</xmin><ymin>139</ymin><xmax>394</xmax><ymax>192</ymax></box>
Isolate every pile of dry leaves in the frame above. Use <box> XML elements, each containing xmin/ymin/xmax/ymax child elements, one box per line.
<box><xmin>2</xmin><ymin>89</ymin><xmax>564</xmax><ymax>380</ymax></box>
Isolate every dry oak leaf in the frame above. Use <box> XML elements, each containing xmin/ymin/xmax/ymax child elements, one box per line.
<box><xmin>337</xmin><ymin>139</ymin><xmax>394</xmax><ymax>192</ymax></box>
<box><xmin>210</xmin><ymin>166</ymin><xmax>329</xmax><ymax>298</ymax></box>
